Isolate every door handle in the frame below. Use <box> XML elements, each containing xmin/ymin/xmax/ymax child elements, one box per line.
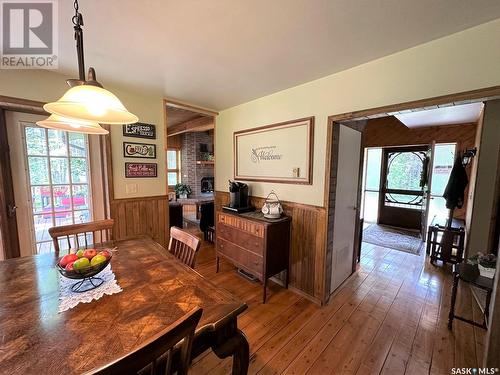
<box><xmin>7</xmin><ymin>204</ymin><xmax>17</xmax><ymax>217</ymax></box>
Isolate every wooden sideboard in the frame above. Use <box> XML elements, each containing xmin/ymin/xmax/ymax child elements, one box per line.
<box><xmin>216</xmin><ymin>210</ymin><xmax>291</xmax><ymax>303</ymax></box>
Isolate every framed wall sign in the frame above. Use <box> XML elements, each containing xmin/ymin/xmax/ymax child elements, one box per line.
<box><xmin>123</xmin><ymin>123</ymin><xmax>156</xmax><ymax>139</ymax></box>
<box><xmin>125</xmin><ymin>162</ymin><xmax>158</xmax><ymax>178</ymax></box>
<box><xmin>234</xmin><ymin>117</ymin><xmax>314</xmax><ymax>184</ymax></box>
<box><xmin>123</xmin><ymin>141</ymin><xmax>156</xmax><ymax>159</ymax></box>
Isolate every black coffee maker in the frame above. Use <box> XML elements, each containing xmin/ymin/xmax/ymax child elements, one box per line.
<box><xmin>223</xmin><ymin>180</ymin><xmax>253</xmax><ymax>213</ymax></box>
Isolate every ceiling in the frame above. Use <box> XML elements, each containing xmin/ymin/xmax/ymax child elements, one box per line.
<box><xmin>166</xmin><ymin>106</ymin><xmax>207</xmax><ymax>127</ymax></box>
<box><xmin>395</xmin><ymin>103</ymin><xmax>484</xmax><ymax>128</ymax></box>
<box><xmin>55</xmin><ymin>1</ymin><xmax>500</xmax><ymax>110</ymax></box>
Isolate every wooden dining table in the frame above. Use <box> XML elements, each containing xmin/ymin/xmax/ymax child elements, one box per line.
<box><xmin>0</xmin><ymin>237</ymin><xmax>249</xmax><ymax>374</ymax></box>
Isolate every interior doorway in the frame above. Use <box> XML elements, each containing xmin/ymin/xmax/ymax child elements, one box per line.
<box><xmin>325</xmin><ymin>91</ymin><xmax>492</xmax><ymax>298</ymax></box>
<box><xmin>163</xmin><ymin>99</ymin><xmax>218</xmax><ymax>237</ymax></box>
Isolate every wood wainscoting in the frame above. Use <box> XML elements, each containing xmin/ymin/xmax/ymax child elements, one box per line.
<box><xmin>110</xmin><ymin>195</ymin><xmax>169</xmax><ymax>248</ymax></box>
<box><xmin>215</xmin><ymin>191</ymin><xmax>327</xmax><ymax>304</ymax></box>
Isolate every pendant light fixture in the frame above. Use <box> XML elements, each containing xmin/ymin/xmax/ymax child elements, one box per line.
<box><xmin>37</xmin><ymin>115</ymin><xmax>109</xmax><ymax>134</ymax></box>
<box><xmin>40</xmin><ymin>0</ymin><xmax>138</xmax><ymax>132</ymax></box>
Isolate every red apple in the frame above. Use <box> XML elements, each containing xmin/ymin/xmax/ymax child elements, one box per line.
<box><xmin>59</xmin><ymin>254</ymin><xmax>78</xmax><ymax>268</ymax></box>
<box><xmin>98</xmin><ymin>250</ymin><xmax>112</xmax><ymax>259</ymax></box>
<box><xmin>83</xmin><ymin>249</ymin><xmax>97</xmax><ymax>260</ymax></box>
<box><xmin>65</xmin><ymin>261</ymin><xmax>75</xmax><ymax>272</ymax></box>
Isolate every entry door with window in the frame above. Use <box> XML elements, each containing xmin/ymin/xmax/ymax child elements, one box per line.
<box><xmin>378</xmin><ymin>145</ymin><xmax>429</xmax><ymax>231</ymax></box>
<box><xmin>6</xmin><ymin>112</ymin><xmax>93</xmax><ymax>256</ymax></box>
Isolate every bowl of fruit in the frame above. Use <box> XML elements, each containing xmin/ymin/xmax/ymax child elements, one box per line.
<box><xmin>57</xmin><ymin>248</ymin><xmax>113</xmax><ymax>280</ymax></box>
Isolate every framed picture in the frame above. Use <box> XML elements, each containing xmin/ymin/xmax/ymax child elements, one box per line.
<box><xmin>234</xmin><ymin>117</ymin><xmax>314</xmax><ymax>184</ymax></box>
<box><xmin>123</xmin><ymin>123</ymin><xmax>156</xmax><ymax>139</ymax></box>
<box><xmin>123</xmin><ymin>141</ymin><xmax>156</xmax><ymax>159</ymax></box>
<box><xmin>125</xmin><ymin>162</ymin><xmax>157</xmax><ymax>178</ymax></box>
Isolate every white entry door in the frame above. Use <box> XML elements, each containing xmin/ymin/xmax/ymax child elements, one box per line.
<box><xmin>331</xmin><ymin>124</ymin><xmax>362</xmax><ymax>292</ymax></box>
<box><xmin>6</xmin><ymin>112</ymin><xmax>95</xmax><ymax>256</ymax></box>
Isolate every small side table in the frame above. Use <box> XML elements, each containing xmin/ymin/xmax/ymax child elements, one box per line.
<box><xmin>448</xmin><ymin>263</ymin><xmax>494</xmax><ymax>330</ymax></box>
<box><xmin>427</xmin><ymin>225</ymin><xmax>465</xmax><ymax>265</ymax></box>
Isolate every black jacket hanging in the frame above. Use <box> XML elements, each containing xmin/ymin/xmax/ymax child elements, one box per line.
<box><xmin>443</xmin><ymin>154</ymin><xmax>469</xmax><ymax>209</ymax></box>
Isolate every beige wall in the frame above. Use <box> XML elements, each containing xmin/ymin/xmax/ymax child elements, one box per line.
<box><xmin>216</xmin><ymin>19</ymin><xmax>500</xmax><ymax>206</ymax></box>
<box><xmin>0</xmin><ymin>69</ymin><xmax>166</xmax><ymax>199</ymax></box>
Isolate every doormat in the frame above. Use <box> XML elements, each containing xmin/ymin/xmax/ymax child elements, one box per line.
<box><xmin>363</xmin><ymin>224</ymin><xmax>423</xmax><ymax>255</ymax></box>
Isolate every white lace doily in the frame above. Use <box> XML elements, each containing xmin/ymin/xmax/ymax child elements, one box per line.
<box><xmin>58</xmin><ymin>264</ymin><xmax>123</xmax><ymax>313</ymax></box>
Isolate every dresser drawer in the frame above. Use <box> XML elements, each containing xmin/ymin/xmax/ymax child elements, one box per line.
<box><xmin>218</xmin><ymin>213</ymin><xmax>264</xmax><ymax>238</ymax></box>
<box><xmin>217</xmin><ymin>238</ymin><xmax>263</xmax><ymax>276</ymax></box>
<box><xmin>217</xmin><ymin>223</ymin><xmax>264</xmax><ymax>255</ymax></box>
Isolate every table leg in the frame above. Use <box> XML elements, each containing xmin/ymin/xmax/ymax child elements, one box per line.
<box><xmin>448</xmin><ymin>273</ymin><xmax>459</xmax><ymax>330</ymax></box>
<box><xmin>213</xmin><ymin>328</ymin><xmax>249</xmax><ymax>375</ymax></box>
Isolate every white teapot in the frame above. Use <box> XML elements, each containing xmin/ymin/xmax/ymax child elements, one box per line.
<box><xmin>261</xmin><ymin>191</ymin><xmax>283</xmax><ymax>219</ymax></box>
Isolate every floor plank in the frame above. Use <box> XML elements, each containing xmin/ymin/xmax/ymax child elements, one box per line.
<box><xmin>185</xmin><ymin>226</ymin><xmax>482</xmax><ymax>374</ymax></box>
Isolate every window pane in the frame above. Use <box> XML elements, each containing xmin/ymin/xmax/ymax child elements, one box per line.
<box><xmin>386</xmin><ymin>152</ymin><xmax>424</xmax><ymax>191</ymax></box>
<box><xmin>363</xmin><ymin>191</ymin><xmax>379</xmax><ymax>223</ymax></box>
<box><xmin>168</xmin><ymin>172</ymin><xmax>178</xmax><ymax>186</ymax></box>
<box><xmin>31</xmin><ymin>186</ymin><xmax>52</xmax><ymax>214</ymax></box>
<box><xmin>51</xmin><ymin>157</ymin><xmax>70</xmax><ymax>184</ymax></box>
<box><xmin>54</xmin><ymin>212</ymin><xmax>74</xmax><ymax>226</ymax></box>
<box><xmin>74</xmin><ymin>210</ymin><xmax>91</xmax><ymax>224</ymax></box>
<box><xmin>69</xmin><ymin>133</ymin><xmax>87</xmax><ymax>157</ymax></box>
<box><xmin>48</xmin><ymin>130</ymin><xmax>68</xmax><ymax>156</ymax></box>
<box><xmin>25</xmin><ymin>127</ymin><xmax>46</xmax><ymax>155</ymax></box>
<box><xmin>71</xmin><ymin>158</ymin><xmax>88</xmax><ymax>183</ymax></box>
<box><xmin>167</xmin><ymin>150</ymin><xmax>177</xmax><ymax>169</ymax></box>
<box><xmin>28</xmin><ymin>157</ymin><xmax>49</xmax><ymax>185</ymax></box>
<box><xmin>428</xmin><ymin>196</ymin><xmax>449</xmax><ymax>227</ymax></box>
<box><xmin>72</xmin><ymin>185</ymin><xmax>90</xmax><ymax>210</ymax></box>
<box><xmin>37</xmin><ymin>241</ymin><xmax>54</xmax><ymax>255</ymax></box>
<box><xmin>33</xmin><ymin>214</ymin><xmax>52</xmax><ymax>242</ymax></box>
<box><xmin>431</xmin><ymin>144</ymin><xmax>456</xmax><ymax>196</ymax></box>
<box><xmin>365</xmin><ymin>148</ymin><xmax>382</xmax><ymax>191</ymax></box>
<box><xmin>53</xmin><ymin>185</ymin><xmax>71</xmax><ymax>211</ymax></box>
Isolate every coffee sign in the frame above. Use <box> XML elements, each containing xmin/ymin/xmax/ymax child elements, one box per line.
<box><xmin>125</xmin><ymin>163</ymin><xmax>157</xmax><ymax>178</ymax></box>
<box><xmin>123</xmin><ymin>123</ymin><xmax>156</xmax><ymax>139</ymax></box>
<box><xmin>123</xmin><ymin>142</ymin><xmax>156</xmax><ymax>159</ymax></box>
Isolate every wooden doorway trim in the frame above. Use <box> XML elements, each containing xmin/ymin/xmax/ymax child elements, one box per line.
<box><xmin>0</xmin><ymin>97</ymin><xmax>45</xmax><ymax>259</ymax></box>
<box><xmin>328</xmin><ymin>85</ymin><xmax>500</xmax><ymax>123</ymax></box>
<box><xmin>163</xmin><ymin>98</ymin><xmax>218</xmax><ymax>150</ymax></box>
<box><xmin>323</xmin><ymin>85</ymin><xmax>500</xmax><ymax>303</ymax></box>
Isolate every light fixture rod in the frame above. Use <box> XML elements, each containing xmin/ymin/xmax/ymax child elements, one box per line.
<box><xmin>72</xmin><ymin>0</ymin><xmax>85</xmax><ymax>81</ymax></box>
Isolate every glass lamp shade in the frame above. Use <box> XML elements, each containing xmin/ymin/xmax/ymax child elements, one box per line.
<box><xmin>43</xmin><ymin>85</ymin><xmax>139</xmax><ymax>125</ymax></box>
<box><xmin>36</xmin><ymin>114</ymin><xmax>109</xmax><ymax>134</ymax></box>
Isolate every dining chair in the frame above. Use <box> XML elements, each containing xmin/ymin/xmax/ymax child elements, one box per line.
<box><xmin>87</xmin><ymin>307</ymin><xmax>203</xmax><ymax>375</ymax></box>
<box><xmin>199</xmin><ymin>202</ymin><xmax>215</xmax><ymax>243</ymax></box>
<box><xmin>48</xmin><ymin>219</ymin><xmax>114</xmax><ymax>256</ymax></box>
<box><xmin>168</xmin><ymin>226</ymin><xmax>201</xmax><ymax>268</ymax></box>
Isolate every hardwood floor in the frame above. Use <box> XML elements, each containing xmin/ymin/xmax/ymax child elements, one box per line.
<box><xmin>188</xmin><ymin>227</ymin><xmax>484</xmax><ymax>374</ymax></box>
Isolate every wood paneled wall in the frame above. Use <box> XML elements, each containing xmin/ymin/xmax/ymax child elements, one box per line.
<box><xmin>364</xmin><ymin>117</ymin><xmax>477</xmax><ymax>219</ymax></box>
<box><xmin>364</xmin><ymin>117</ymin><xmax>476</xmax><ymax>149</ymax></box>
<box><xmin>215</xmin><ymin>191</ymin><xmax>327</xmax><ymax>304</ymax></box>
<box><xmin>110</xmin><ymin>195</ymin><xmax>169</xmax><ymax>248</ymax></box>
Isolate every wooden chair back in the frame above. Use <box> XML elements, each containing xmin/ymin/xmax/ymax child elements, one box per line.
<box><xmin>87</xmin><ymin>307</ymin><xmax>203</xmax><ymax>375</ymax></box>
<box><xmin>48</xmin><ymin>219</ymin><xmax>114</xmax><ymax>256</ymax></box>
<box><xmin>168</xmin><ymin>227</ymin><xmax>201</xmax><ymax>268</ymax></box>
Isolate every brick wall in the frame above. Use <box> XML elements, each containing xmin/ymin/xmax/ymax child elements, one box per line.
<box><xmin>180</xmin><ymin>130</ymin><xmax>214</xmax><ymax>195</ymax></box>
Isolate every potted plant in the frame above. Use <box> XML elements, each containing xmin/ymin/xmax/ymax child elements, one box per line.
<box><xmin>175</xmin><ymin>183</ymin><xmax>192</xmax><ymax>199</ymax></box>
